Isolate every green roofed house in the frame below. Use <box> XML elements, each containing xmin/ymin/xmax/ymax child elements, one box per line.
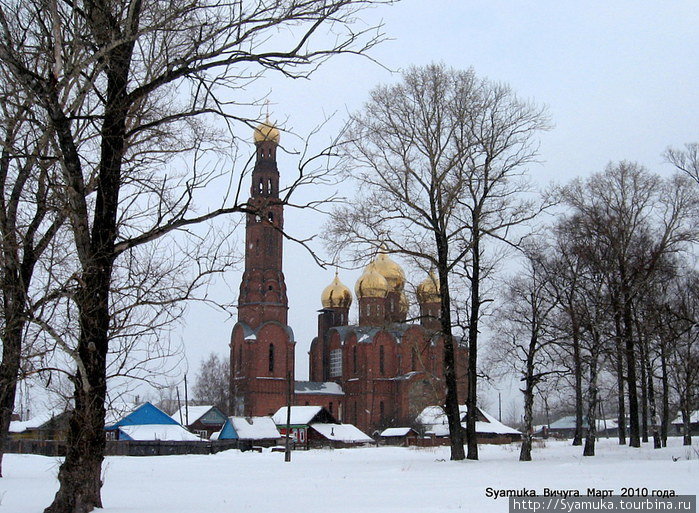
<box><xmin>170</xmin><ymin>405</ymin><xmax>227</xmax><ymax>439</ymax></box>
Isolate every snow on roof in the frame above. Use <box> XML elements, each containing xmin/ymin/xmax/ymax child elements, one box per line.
<box><xmin>294</xmin><ymin>381</ymin><xmax>344</xmax><ymax>395</ymax></box>
<box><xmin>311</xmin><ymin>423</ymin><xmax>373</xmax><ymax>443</ymax></box>
<box><xmin>272</xmin><ymin>406</ymin><xmax>323</xmax><ymax>426</ymax></box>
<box><xmin>118</xmin><ymin>424</ymin><xmax>202</xmax><ymax>442</ymax></box>
<box><xmin>380</xmin><ymin>427</ymin><xmax>414</xmax><ymax>437</ymax></box>
<box><xmin>671</xmin><ymin>410</ymin><xmax>699</xmax><ymax>425</ymax></box>
<box><xmin>170</xmin><ymin>405</ymin><xmax>215</xmax><ymax>425</ymax></box>
<box><xmin>8</xmin><ymin>411</ymin><xmax>59</xmax><ymax>433</ymax></box>
<box><xmin>229</xmin><ymin>417</ymin><xmax>281</xmax><ymax>440</ymax></box>
<box><xmin>548</xmin><ymin>416</ymin><xmax>578</xmax><ymax>429</ymax></box>
<box><xmin>417</xmin><ymin>405</ymin><xmax>520</xmax><ymax>436</ymax></box>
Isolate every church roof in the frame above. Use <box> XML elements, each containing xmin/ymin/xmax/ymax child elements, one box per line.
<box><xmin>294</xmin><ymin>381</ymin><xmax>344</xmax><ymax>395</ymax></box>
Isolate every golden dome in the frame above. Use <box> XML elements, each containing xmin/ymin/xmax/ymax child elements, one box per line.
<box><xmin>417</xmin><ymin>271</ymin><xmax>440</xmax><ymax>303</ymax></box>
<box><xmin>253</xmin><ymin>117</ymin><xmax>280</xmax><ymax>144</ymax></box>
<box><xmin>373</xmin><ymin>246</ymin><xmax>405</xmax><ymax>292</ymax></box>
<box><xmin>321</xmin><ymin>272</ymin><xmax>352</xmax><ymax>309</ymax></box>
<box><xmin>355</xmin><ymin>262</ymin><xmax>389</xmax><ymax>299</ymax></box>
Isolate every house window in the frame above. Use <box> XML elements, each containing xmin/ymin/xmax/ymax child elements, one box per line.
<box><xmin>379</xmin><ymin>346</ymin><xmax>385</xmax><ymax>375</ymax></box>
<box><xmin>268</xmin><ymin>344</ymin><xmax>275</xmax><ymax>373</ymax></box>
<box><xmin>329</xmin><ymin>348</ymin><xmax>342</xmax><ymax>377</ymax></box>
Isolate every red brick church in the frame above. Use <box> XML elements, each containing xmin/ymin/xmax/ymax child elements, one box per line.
<box><xmin>229</xmin><ymin>118</ymin><xmax>468</xmax><ymax>434</ymax></box>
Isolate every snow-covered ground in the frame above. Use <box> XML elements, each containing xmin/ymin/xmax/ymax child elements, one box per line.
<box><xmin>1</xmin><ymin>438</ymin><xmax>697</xmax><ymax>513</ymax></box>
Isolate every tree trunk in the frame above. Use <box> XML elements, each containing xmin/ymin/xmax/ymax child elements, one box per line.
<box><xmin>0</xmin><ymin>324</ymin><xmax>22</xmax><ymax>478</ymax></box>
<box><xmin>614</xmin><ymin>310</ymin><xmax>626</xmax><ymax>445</ymax></box>
<box><xmin>436</xmin><ymin>235</ymin><xmax>464</xmax><ymax>461</ymax></box>
<box><xmin>583</xmin><ymin>349</ymin><xmax>598</xmax><ymax>457</ymax></box>
<box><xmin>621</xmin><ymin>278</ymin><xmax>640</xmax><ymax>448</ymax></box>
<box><xmin>660</xmin><ymin>347</ymin><xmax>669</xmax><ymax>447</ymax></box>
<box><xmin>645</xmin><ymin>359</ymin><xmax>661</xmax><ymax>449</ymax></box>
<box><xmin>572</xmin><ymin>328</ymin><xmax>583</xmax><ymax>446</ymax></box>
<box><xmin>639</xmin><ymin>339</ymin><xmax>649</xmax><ymax>443</ymax></box>
<box><xmin>681</xmin><ymin>403</ymin><xmax>692</xmax><ymax>446</ymax></box>
<box><xmin>466</xmin><ymin>217</ymin><xmax>481</xmax><ymax>461</ymax></box>
<box><xmin>519</xmin><ymin>378</ymin><xmax>534</xmax><ymax>461</ymax></box>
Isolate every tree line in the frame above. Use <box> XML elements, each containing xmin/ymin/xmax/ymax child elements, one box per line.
<box><xmin>490</xmin><ymin>158</ymin><xmax>699</xmax><ymax>460</ymax></box>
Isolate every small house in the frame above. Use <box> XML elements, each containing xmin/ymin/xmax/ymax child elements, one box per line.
<box><xmin>309</xmin><ymin>423</ymin><xmax>373</xmax><ymax>448</ymax></box>
<box><xmin>217</xmin><ymin>416</ymin><xmax>282</xmax><ymax>449</ymax></box>
<box><xmin>170</xmin><ymin>405</ymin><xmax>227</xmax><ymax>439</ymax></box>
<box><xmin>417</xmin><ymin>405</ymin><xmax>521</xmax><ymax>444</ymax></box>
<box><xmin>105</xmin><ymin>401</ymin><xmax>183</xmax><ymax>441</ymax></box>
<box><xmin>272</xmin><ymin>406</ymin><xmax>338</xmax><ymax>449</ymax></box>
<box><xmin>379</xmin><ymin>427</ymin><xmax>419</xmax><ymax>446</ymax></box>
<box><xmin>672</xmin><ymin>410</ymin><xmax>699</xmax><ymax>436</ymax></box>
<box><xmin>9</xmin><ymin>411</ymin><xmax>71</xmax><ymax>441</ymax></box>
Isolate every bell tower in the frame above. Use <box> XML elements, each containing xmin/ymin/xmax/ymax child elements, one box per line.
<box><xmin>230</xmin><ymin>116</ymin><xmax>295</xmax><ymax>417</ymax></box>
<box><xmin>237</xmin><ymin>117</ymin><xmax>288</xmax><ymax>327</ymax></box>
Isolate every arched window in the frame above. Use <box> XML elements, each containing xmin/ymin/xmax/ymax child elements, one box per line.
<box><xmin>258</xmin><ymin>179</ymin><xmax>264</xmax><ymax>194</ymax></box>
<box><xmin>353</xmin><ymin>346</ymin><xmax>357</xmax><ymax>374</ymax></box>
<box><xmin>268</xmin><ymin>212</ymin><xmax>274</xmax><ymax>222</ymax></box>
<box><xmin>411</xmin><ymin>348</ymin><xmax>417</xmax><ymax>371</ymax></box>
<box><xmin>379</xmin><ymin>346</ymin><xmax>385</xmax><ymax>375</ymax></box>
<box><xmin>238</xmin><ymin>345</ymin><xmax>243</xmax><ymax>372</ymax></box>
<box><xmin>268</xmin><ymin>344</ymin><xmax>275</xmax><ymax>373</ymax></box>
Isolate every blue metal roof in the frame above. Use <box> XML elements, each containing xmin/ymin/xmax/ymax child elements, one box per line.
<box><xmin>105</xmin><ymin>402</ymin><xmax>180</xmax><ymax>430</ymax></box>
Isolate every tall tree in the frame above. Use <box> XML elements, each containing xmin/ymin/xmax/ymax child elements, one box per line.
<box><xmin>0</xmin><ymin>75</ymin><xmax>67</xmax><ymax>477</ymax></box>
<box><xmin>560</xmin><ymin>163</ymin><xmax>698</xmax><ymax>448</ymax></box>
<box><xmin>327</xmin><ymin>63</ymin><xmax>549</xmax><ymax>460</ymax></box>
<box><xmin>490</xmin><ymin>248</ymin><xmax>560</xmax><ymax>461</ymax></box>
<box><xmin>0</xmin><ymin>1</ymin><xmax>393</xmax><ymax>511</ymax></box>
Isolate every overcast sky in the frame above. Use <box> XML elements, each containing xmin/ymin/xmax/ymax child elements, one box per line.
<box><xmin>175</xmin><ymin>0</ymin><xmax>699</xmax><ymax>399</ymax></box>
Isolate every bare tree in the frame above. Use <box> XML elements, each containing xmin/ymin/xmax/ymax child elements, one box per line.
<box><xmin>489</xmin><ymin>248</ymin><xmax>561</xmax><ymax>461</ymax></box>
<box><xmin>0</xmin><ymin>1</ymin><xmax>394</xmax><ymax>511</ymax></box>
<box><xmin>326</xmin><ymin>63</ymin><xmax>549</xmax><ymax>460</ymax></box>
<box><xmin>192</xmin><ymin>352</ymin><xmax>230</xmax><ymax>413</ymax></box>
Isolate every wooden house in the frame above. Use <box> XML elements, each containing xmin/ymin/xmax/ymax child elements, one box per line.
<box><xmin>9</xmin><ymin>411</ymin><xmax>71</xmax><ymax>441</ymax></box>
<box><xmin>379</xmin><ymin>427</ymin><xmax>419</xmax><ymax>446</ymax></box>
<box><xmin>170</xmin><ymin>405</ymin><xmax>227</xmax><ymax>439</ymax></box>
<box><xmin>216</xmin><ymin>416</ymin><xmax>282</xmax><ymax>450</ymax></box>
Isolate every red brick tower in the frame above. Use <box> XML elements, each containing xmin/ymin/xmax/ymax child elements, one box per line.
<box><xmin>230</xmin><ymin>118</ymin><xmax>295</xmax><ymax>417</ymax></box>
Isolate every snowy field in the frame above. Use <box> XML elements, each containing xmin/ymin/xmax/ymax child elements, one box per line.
<box><xmin>1</xmin><ymin>438</ymin><xmax>698</xmax><ymax>513</ymax></box>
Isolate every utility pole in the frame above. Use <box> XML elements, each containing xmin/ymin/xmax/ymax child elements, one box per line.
<box><xmin>184</xmin><ymin>374</ymin><xmax>189</xmax><ymax>426</ymax></box>
<box><xmin>285</xmin><ymin>371</ymin><xmax>292</xmax><ymax>462</ymax></box>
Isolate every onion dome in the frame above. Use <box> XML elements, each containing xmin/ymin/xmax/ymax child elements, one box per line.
<box><xmin>355</xmin><ymin>262</ymin><xmax>389</xmax><ymax>299</ymax></box>
<box><xmin>321</xmin><ymin>272</ymin><xmax>353</xmax><ymax>309</ymax></box>
<box><xmin>373</xmin><ymin>246</ymin><xmax>405</xmax><ymax>292</ymax></box>
<box><xmin>253</xmin><ymin>116</ymin><xmax>280</xmax><ymax>144</ymax></box>
<box><xmin>417</xmin><ymin>271</ymin><xmax>440</xmax><ymax>303</ymax></box>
